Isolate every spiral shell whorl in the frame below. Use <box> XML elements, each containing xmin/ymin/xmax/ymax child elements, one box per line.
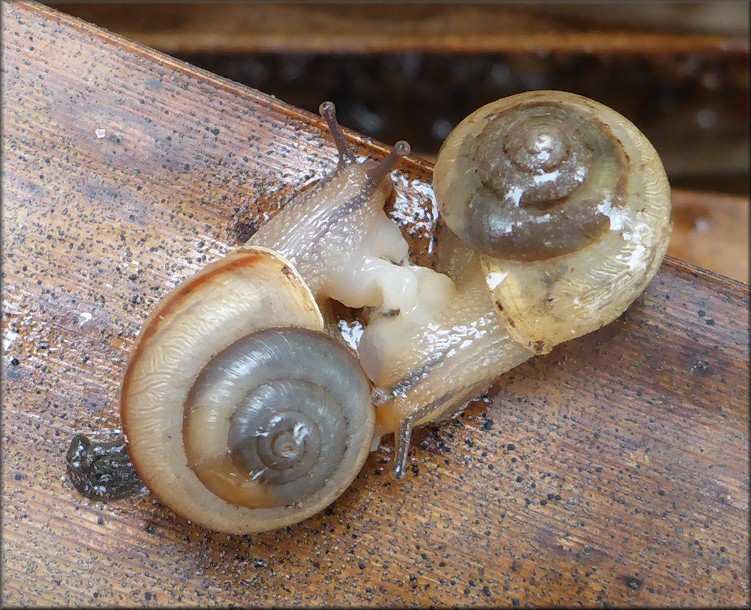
<box><xmin>184</xmin><ymin>327</ymin><xmax>372</xmax><ymax>510</ymax></box>
<box><xmin>434</xmin><ymin>93</ymin><xmax>632</xmax><ymax>261</ymax></box>
<box><xmin>475</xmin><ymin>105</ymin><xmax>592</xmax><ymax>209</ymax></box>
<box><xmin>229</xmin><ymin>381</ymin><xmax>340</xmax><ymax>488</ymax></box>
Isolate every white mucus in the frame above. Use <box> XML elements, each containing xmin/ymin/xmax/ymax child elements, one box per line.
<box><xmin>597</xmin><ymin>195</ymin><xmax>626</xmax><ymax>232</ymax></box>
<box><xmin>3</xmin><ymin>330</ymin><xmax>19</xmax><ymax>351</ymax></box>
<box><xmin>486</xmin><ymin>271</ymin><xmax>508</xmax><ymax>290</ymax></box>
<box><xmin>627</xmin><ymin>244</ymin><xmax>648</xmax><ymax>271</ymax></box>
<box><xmin>532</xmin><ymin>169</ymin><xmax>560</xmax><ymax>185</ymax></box>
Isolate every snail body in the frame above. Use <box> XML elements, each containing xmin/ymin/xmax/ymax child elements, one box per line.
<box><xmin>120</xmin><ymin>103</ymin><xmax>434</xmax><ymax>533</ymax></box>
<box><xmin>249</xmin><ymin>102</ymin><xmax>431</xmax><ymax>311</ymax></box>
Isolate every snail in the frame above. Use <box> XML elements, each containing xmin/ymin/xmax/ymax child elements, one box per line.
<box><xmin>119</xmin><ymin>102</ymin><xmax>449</xmax><ymax>533</ymax></box>
<box><xmin>120</xmin><ymin>247</ymin><xmax>375</xmax><ymax>533</ymax></box>
<box><xmin>75</xmin><ymin>92</ymin><xmax>670</xmax><ymax>534</ymax></box>
<box><xmin>362</xmin><ymin>91</ymin><xmax>672</xmax><ymax>477</ymax></box>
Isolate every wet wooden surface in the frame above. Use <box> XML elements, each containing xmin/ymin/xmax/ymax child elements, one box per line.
<box><xmin>2</xmin><ymin>1</ymin><xmax>749</xmax><ymax>607</ymax></box>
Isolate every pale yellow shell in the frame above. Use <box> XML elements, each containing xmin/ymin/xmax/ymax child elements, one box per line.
<box><xmin>121</xmin><ymin>246</ymin><xmax>374</xmax><ymax>533</ymax></box>
<box><xmin>434</xmin><ymin>91</ymin><xmax>672</xmax><ymax>354</ymax></box>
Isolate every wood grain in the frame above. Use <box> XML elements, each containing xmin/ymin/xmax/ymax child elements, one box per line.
<box><xmin>2</xmin><ymin>2</ymin><xmax>749</xmax><ymax>607</ymax></box>
<box><xmin>44</xmin><ymin>2</ymin><xmax>749</xmax><ymax>55</ymax></box>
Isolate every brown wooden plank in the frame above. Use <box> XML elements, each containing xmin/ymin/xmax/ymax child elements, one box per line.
<box><xmin>2</xmin><ymin>1</ymin><xmax>749</xmax><ymax>607</ymax></box>
<box><xmin>44</xmin><ymin>2</ymin><xmax>749</xmax><ymax>55</ymax></box>
<box><xmin>530</xmin><ymin>3</ymin><xmax>748</xmax><ymax>36</ymax></box>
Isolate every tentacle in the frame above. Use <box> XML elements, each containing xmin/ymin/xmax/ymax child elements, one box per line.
<box><xmin>365</xmin><ymin>140</ymin><xmax>411</xmax><ymax>187</ymax></box>
<box><xmin>392</xmin><ymin>415</ymin><xmax>415</xmax><ymax>480</ymax></box>
<box><xmin>319</xmin><ymin>101</ymin><xmax>356</xmax><ymax>166</ymax></box>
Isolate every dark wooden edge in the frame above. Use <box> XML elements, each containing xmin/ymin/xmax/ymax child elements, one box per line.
<box><xmin>42</xmin><ymin>2</ymin><xmax>751</xmax><ymax>55</ymax></box>
<box><xmin>665</xmin><ymin>255</ymin><xmax>750</xmax><ymax>291</ymax></box>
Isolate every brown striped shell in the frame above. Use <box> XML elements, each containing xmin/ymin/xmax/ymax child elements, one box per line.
<box><xmin>121</xmin><ymin>246</ymin><xmax>374</xmax><ymax>533</ymax></box>
<box><xmin>434</xmin><ymin>91</ymin><xmax>672</xmax><ymax>354</ymax></box>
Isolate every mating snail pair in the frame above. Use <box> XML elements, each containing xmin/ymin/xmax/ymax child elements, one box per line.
<box><xmin>99</xmin><ymin>91</ymin><xmax>671</xmax><ymax>534</ymax></box>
